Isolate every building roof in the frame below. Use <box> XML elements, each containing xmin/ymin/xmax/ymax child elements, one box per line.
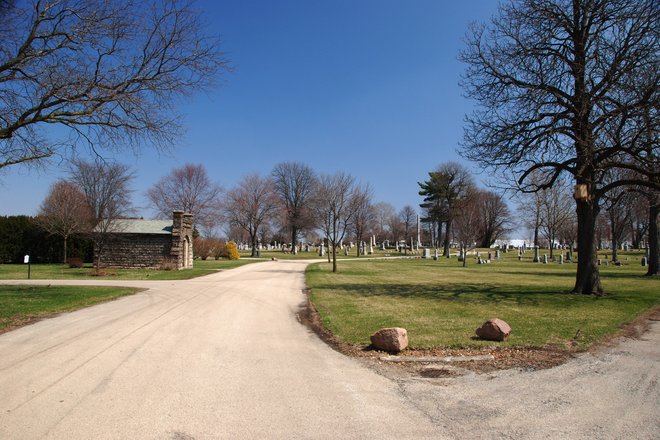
<box><xmin>103</xmin><ymin>219</ymin><xmax>173</xmax><ymax>235</ymax></box>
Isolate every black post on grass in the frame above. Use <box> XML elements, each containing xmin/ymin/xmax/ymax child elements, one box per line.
<box><xmin>24</xmin><ymin>254</ymin><xmax>31</xmax><ymax>279</ymax></box>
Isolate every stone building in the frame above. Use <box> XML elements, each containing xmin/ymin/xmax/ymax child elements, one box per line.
<box><xmin>96</xmin><ymin>211</ymin><xmax>193</xmax><ymax>269</ymax></box>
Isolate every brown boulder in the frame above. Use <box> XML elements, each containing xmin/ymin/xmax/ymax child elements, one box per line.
<box><xmin>475</xmin><ymin>319</ymin><xmax>511</xmax><ymax>341</ymax></box>
<box><xmin>370</xmin><ymin>327</ymin><xmax>408</xmax><ymax>352</ymax></box>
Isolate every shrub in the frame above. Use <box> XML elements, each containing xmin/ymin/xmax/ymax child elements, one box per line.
<box><xmin>194</xmin><ymin>237</ymin><xmax>213</xmax><ymax>260</ymax></box>
<box><xmin>66</xmin><ymin>257</ymin><xmax>84</xmax><ymax>268</ymax></box>
<box><xmin>213</xmin><ymin>241</ymin><xmax>227</xmax><ymax>259</ymax></box>
<box><xmin>159</xmin><ymin>262</ymin><xmax>178</xmax><ymax>271</ymax></box>
<box><xmin>225</xmin><ymin>241</ymin><xmax>240</xmax><ymax>260</ymax></box>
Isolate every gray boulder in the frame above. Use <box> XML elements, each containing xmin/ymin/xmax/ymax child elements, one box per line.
<box><xmin>475</xmin><ymin>319</ymin><xmax>511</xmax><ymax>341</ymax></box>
<box><xmin>370</xmin><ymin>327</ymin><xmax>408</xmax><ymax>352</ymax></box>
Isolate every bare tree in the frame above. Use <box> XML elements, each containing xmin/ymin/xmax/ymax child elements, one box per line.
<box><xmin>271</xmin><ymin>162</ymin><xmax>316</xmax><ymax>254</ymax></box>
<box><xmin>224</xmin><ymin>174</ymin><xmax>278</xmax><ymax>257</ymax></box>
<box><xmin>418</xmin><ymin>162</ymin><xmax>475</xmax><ymax>256</ymax></box>
<box><xmin>399</xmin><ymin>205</ymin><xmax>417</xmax><ymax>255</ymax></box>
<box><xmin>454</xmin><ymin>190</ymin><xmax>481</xmax><ymax>267</ymax></box>
<box><xmin>515</xmin><ymin>171</ymin><xmax>547</xmax><ymax>247</ymax></box>
<box><xmin>351</xmin><ymin>184</ymin><xmax>376</xmax><ymax>257</ymax></box>
<box><xmin>372</xmin><ymin>201</ymin><xmax>396</xmax><ymax>244</ymax></box>
<box><xmin>69</xmin><ymin>159</ymin><xmax>134</xmax><ymax>270</ymax></box>
<box><xmin>37</xmin><ymin>180</ymin><xmax>93</xmax><ymax>262</ymax></box>
<box><xmin>0</xmin><ymin>0</ymin><xmax>229</xmax><ymax>170</ymax></box>
<box><xmin>312</xmin><ymin>173</ymin><xmax>356</xmax><ymax>273</ymax></box>
<box><xmin>628</xmin><ymin>194</ymin><xmax>649</xmax><ymax>249</ymax></box>
<box><xmin>475</xmin><ymin>190</ymin><xmax>513</xmax><ymax>248</ymax></box>
<box><xmin>460</xmin><ymin>0</ymin><xmax>658</xmax><ymax>294</ymax></box>
<box><xmin>539</xmin><ymin>181</ymin><xmax>574</xmax><ymax>258</ymax></box>
<box><xmin>603</xmin><ymin>189</ymin><xmax>633</xmax><ymax>263</ymax></box>
<box><xmin>146</xmin><ymin>163</ymin><xmax>222</xmax><ymax>232</ymax></box>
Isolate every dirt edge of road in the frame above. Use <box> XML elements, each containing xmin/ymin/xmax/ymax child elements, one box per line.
<box><xmin>298</xmin><ymin>287</ymin><xmax>660</xmax><ymax>376</ymax></box>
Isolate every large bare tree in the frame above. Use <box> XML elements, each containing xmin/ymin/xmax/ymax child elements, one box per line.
<box><xmin>69</xmin><ymin>159</ymin><xmax>134</xmax><ymax>270</ymax></box>
<box><xmin>0</xmin><ymin>0</ymin><xmax>228</xmax><ymax>169</ymax></box>
<box><xmin>271</xmin><ymin>162</ymin><xmax>316</xmax><ymax>254</ymax></box>
<box><xmin>224</xmin><ymin>174</ymin><xmax>278</xmax><ymax>257</ymax></box>
<box><xmin>312</xmin><ymin>172</ymin><xmax>356</xmax><ymax>273</ymax></box>
<box><xmin>146</xmin><ymin>163</ymin><xmax>222</xmax><ymax>232</ymax></box>
<box><xmin>460</xmin><ymin>0</ymin><xmax>658</xmax><ymax>294</ymax></box>
<box><xmin>37</xmin><ymin>180</ymin><xmax>93</xmax><ymax>262</ymax></box>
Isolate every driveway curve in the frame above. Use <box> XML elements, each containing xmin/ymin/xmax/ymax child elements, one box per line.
<box><xmin>0</xmin><ymin>260</ymin><xmax>658</xmax><ymax>439</ymax></box>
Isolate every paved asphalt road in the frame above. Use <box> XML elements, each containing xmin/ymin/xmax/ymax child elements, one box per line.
<box><xmin>1</xmin><ymin>260</ymin><xmax>658</xmax><ymax>439</ymax></box>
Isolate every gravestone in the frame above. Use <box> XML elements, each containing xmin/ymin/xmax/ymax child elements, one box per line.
<box><xmin>533</xmin><ymin>246</ymin><xmax>540</xmax><ymax>263</ymax></box>
<box><xmin>434</xmin><ymin>248</ymin><xmax>439</xmax><ymax>260</ymax></box>
<box><xmin>319</xmin><ymin>243</ymin><xmax>325</xmax><ymax>257</ymax></box>
<box><xmin>641</xmin><ymin>257</ymin><xmax>647</xmax><ymax>267</ymax></box>
<box><xmin>495</xmin><ymin>250</ymin><xmax>500</xmax><ymax>259</ymax></box>
<box><xmin>559</xmin><ymin>255</ymin><xmax>564</xmax><ymax>264</ymax></box>
<box><xmin>423</xmin><ymin>248</ymin><xmax>431</xmax><ymax>259</ymax></box>
<box><xmin>542</xmin><ymin>254</ymin><xmax>548</xmax><ymax>264</ymax></box>
<box><xmin>380</xmin><ymin>242</ymin><xmax>386</xmax><ymax>251</ymax></box>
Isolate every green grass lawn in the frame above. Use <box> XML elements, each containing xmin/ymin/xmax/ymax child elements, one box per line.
<box><xmin>306</xmin><ymin>252</ymin><xmax>659</xmax><ymax>350</ymax></box>
<box><xmin>0</xmin><ymin>285</ymin><xmax>140</xmax><ymax>333</ymax></box>
<box><xmin>0</xmin><ymin>258</ymin><xmax>256</xmax><ymax>281</ymax></box>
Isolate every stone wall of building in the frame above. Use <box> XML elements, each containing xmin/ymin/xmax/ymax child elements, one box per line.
<box><xmin>95</xmin><ymin>211</ymin><xmax>194</xmax><ymax>270</ymax></box>
<box><xmin>170</xmin><ymin>211</ymin><xmax>194</xmax><ymax>269</ymax></box>
<box><xmin>99</xmin><ymin>234</ymin><xmax>172</xmax><ymax>269</ymax></box>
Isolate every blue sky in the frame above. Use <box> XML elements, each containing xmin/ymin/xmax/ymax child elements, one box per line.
<box><xmin>0</xmin><ymin>0</ymin><xmax>501</xmax><ymax>217</ymax></box>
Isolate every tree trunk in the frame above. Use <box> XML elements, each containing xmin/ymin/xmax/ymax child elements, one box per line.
<box><xmin>443</xmin><ymin>219</ymin><xmax>451</xmax><ymax>257</ymax></box>
<box><xmin>332</xmin><ymin>242</ymin><xmax>337</xmax><ymax>273</ymax></box>
<box><xmin>549</xmin><ymin>234</ymin><xmax>554</xmax><ymax>258</ymax></box>
<box><xmin>437</xmin><ymin>222</ymin><xmax>443</xmax><ymax>249</ymax></box>
<box><xmin>610</xmin><ymin>214</ymin><xmax>619</xmax><ymax>263</ymax></box>
<box><xmin>533</xmin><ymin>225</ymin><xmax>539</xmax><ymax>248</ymax></box>
<box><xmin>291</xmin><ymin>226</ymin><xmax>297</xmax><ymax>255</ymax></box>
<box><xmin>63</xmin><ymin>234</ymin><xmax>68</xmax><ymax>264</ymax></box>
<box><xmin>573</xmin><ymin>199</ymin><xmax>603</xmax><ymax>295</ymax></box>
<box><xmin>647</xmin><ymin>202</ymin><xmax>658</xmax><ymax>276</ymax></box>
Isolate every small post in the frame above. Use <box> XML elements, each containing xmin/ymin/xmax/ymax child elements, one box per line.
<box><xmin>24</xmin><ymin>254</ymin><xmax>30</xmax><ymax>279</ymax></box>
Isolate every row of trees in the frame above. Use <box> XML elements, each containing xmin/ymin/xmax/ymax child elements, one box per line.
<box><xmin>35</xmin><ymin>157</ymin><xmax>518</xmax><ymax>274</ymax></box>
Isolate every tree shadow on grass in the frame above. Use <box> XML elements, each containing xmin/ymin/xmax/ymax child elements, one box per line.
<box><xmin>313</xmin><ymin>282</ymin><xmax>571</xmax><ymax>305</ymax></box>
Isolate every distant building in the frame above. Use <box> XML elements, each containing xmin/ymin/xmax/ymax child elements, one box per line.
<box><xmin>96</xmin><ymin>211</ymin><xmax>193</xmax><ymax>269</ymax></box>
